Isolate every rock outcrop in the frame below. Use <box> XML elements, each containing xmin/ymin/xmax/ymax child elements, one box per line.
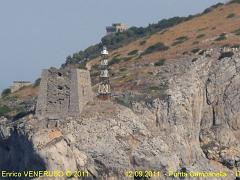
<box><xmin>0</xmin><ymin>47</ymin><xmax>240</xmax><ymax>180</ymax></box>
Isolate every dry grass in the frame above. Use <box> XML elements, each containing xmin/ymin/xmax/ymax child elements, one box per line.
<box><xmin>88</xmin><ymin>3</ymin><xmax>240</xmax><ymax>92</ymax></box>
<box><xmin>91</xmin><ymin>3</ymin><xmax>240</xmax><ymax>63</ymax></box>
<box><xmin>13</xmin><ymin>85</ymin><xmax>39</xmax><ymax>98</ymax></box>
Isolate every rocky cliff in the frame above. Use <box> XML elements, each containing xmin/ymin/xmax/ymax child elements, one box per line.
<box><xmin>0</xmin><ymin>47</ymin><xmax>239</xmax><ymax>179</ymax></box>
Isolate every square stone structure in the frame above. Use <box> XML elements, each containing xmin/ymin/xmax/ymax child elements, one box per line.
<box><xmin>36</xmin><ymin>68</ymin><xmax>93</xmax><ymax>118</ymax></box>
<box><xmin>10</xmin><ymin>81</ymin><xmax>32</xmax><ymax>93</ymax></box>
<box><xmin>106</xmin><ymin>23</ymin><xmax>128</xmax><ymax>34</ymax></box>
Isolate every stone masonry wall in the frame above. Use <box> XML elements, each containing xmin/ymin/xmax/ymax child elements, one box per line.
<box><xmin>76</xmin><ymin>69</ymin><xmax>93</xmax><ymax>111</ymax></box>
<box><xmin>36</xmin><ymin>68</ymin><xmax>93</xmax><ymax>118</ymax></box>
<box><xmin>36</xmin><ymin>69</ymin><xmax>49</xmax><ymax>116</ymax></box>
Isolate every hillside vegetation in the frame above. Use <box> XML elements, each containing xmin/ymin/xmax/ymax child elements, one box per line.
<box><xmin>1</xmin><ymin>1</ymin><xmax>240</xmax><ymax>118</ymax></box>
<box><xmin>62</xmin><ymin>2</ymin><xmax>227</xmax><ymax>68</ymax></box>
<box><xmin>86</xmin><ymin>1</ymin><xmax>240</xmax><ymax>93</ymax></box>
<box><xmin>0</xmin><ymin>85</ymin><xmax>38</xmax><ymax>118</ymax></box>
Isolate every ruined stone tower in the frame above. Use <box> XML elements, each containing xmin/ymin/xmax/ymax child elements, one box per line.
<box><xmin>36</xmin><ymin>68</ymin><xmax>93</xmax><ymax>118</ymax></box>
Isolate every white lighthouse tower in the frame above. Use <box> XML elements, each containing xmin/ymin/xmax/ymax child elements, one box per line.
<box><xmin>98</xmin><ymin>46</ymin><xmax>111</xmax><ymax>100</ymax></box>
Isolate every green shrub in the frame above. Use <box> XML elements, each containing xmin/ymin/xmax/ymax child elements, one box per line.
<box><xmin>231</xmin><ymin>44</ymin><xmax>240</xmax><ymax>48</ymax></box>
<box><xmin>175</xmin><ymin>36</ymin><xmax>188</xmax><ymax>41</ymax></box>
<box><xmin>147</xmin><ymin>72</ymin><xmax>154</xmax><ymax>75</ymax></box>
<box><xmin>199</xmin><ymin>50</ymin><xmax>206</xmax><ymax>55</ymax></box>
<box><xmin>149</xmin><ymin>86</ymin><xmax>161</xmax><ymax>91</ymax></box>
<box><xmin>112</xmin><ymin>51</ymin><xmax>119</xmax><ymax>56</ymax></box>
<box><xmin>33</xmin><ymin>78</ymin><xmax>41</xmax><ymax>87</ymax></box>
<box><xmin>91</xmin><ymin>64</ymin><xmax>99</xmax><ymax>70</ymax></box>
<box><xmin>192</xmin><ymin>41</ymin><xmax>199</xmax><ymax>45</ymax></box>
<box><xmin>172</xmin><ymin>40</ymin><xmax>186</xmax><ymax>46</ymax></box>
<box><xmin>172</xmin><ymin>36</ymin><xmax>188</xmax><ymax>46</ymax></box>
<box><xmin>143</xmin><ymin>43</ymin><xmax>169</xmax><ymax>55</ymax></box>
<box><xmin>222</xmin><ymin>44</ymin><xmax>230</xmax><ymax>48</ymax></box>
<box><xmin>78</xmin><ymin>62</ymin><xmax>87</xmax><ymax>69</ymax></box>
<box><xmin>160</xmin><ymin>29</ymin><xmax>168</xmax><ymax>35</ymax></box>
<box><xmin>146</xmin><ymin>81</ymin><xmax>169</xmax><ymax>101</ymax></box>
<box><xmin>202</xmin><ymin>3</ymin><xmax>223</xmax><ymax>14</ymax></box>
<box><xmin>139</xmin><ymin>40</ymin><xmax>146</xmax><ymax>45</ymax></box>
<box><xmin>128</xmin><ymin>50</ymin><xmax>138</xmax><ymax>56</ymax></box>
<box><xmin>108</xmin><ymin>57</ymin><xmax>122</xmax><ymax>66</ymax></box>
<box><xmin>122</xmin><ymin>57</ymin><xmax>132</xmax><ymax>61</ymax></box>
<box><xmin>198</xmin><ymin>27</ymin><xmax>208</xmax><ymax>32</ymax></box>
<box><xmin>172</xmin><ymin>41</ymin><xmax>182</xmax><ymax>46</ymax></box>
<box><xmin>191</xmin><ymin>48</ymin><xmax>201</xmax><ymax>53</ymax></box>
<box><xmin>119</xmin><ymin>68</ymin><xmax>127</xmax><ymax>72</ymax></box>
<box><xmin>196</xmin><ymin>34</ymin><xmax>205</xmax><ymax>39</ymax></box>
<box><xmin>218</xmin><ymin>51</ymin><xmax>234</xmax><ymax>60</ymax></box>
<box><xmin>192</xmin><ymin>58</ymin><xmax>198</xmax><ymax>62</ymax></box>
<box><xmin>154</xmin><ymin>59</ymin><xmax>166</xmax><ymax>66</ymax></box>
<box><xmin>1</xmin><ymin>88</ymin><xmax>11</xmax><ymax>97</ymax></box>
<box><xmin>228</xmin><ymin>0</ymin><xmax>240</xmax><ymax>4</ymax></box>
<box><xmin>113</xmin><ymin>54</ymin><xmax>121</xmax><ymax>58</ymax></box>
<box><xmin>215</xmin><ymin>33</ymin><xmax>227</xmax><ymax>41</ymax></box>
<box><xmin>0</xmin><ymin>105</ymin><xmax>11</xmax><ymax>117</ymax></box>
<box><xmin>108</xmin><ymin>56</ymin><xmax>131</xmax><ymax>66</ymax></box>
<box><xmin>233</xmin><ymin>28</ymin><xmax>240</xmax><ymax>36</ymax></box>
<box><xmin>114</xmin><ymin>93</ymin><xmax>145</xmax><ymax>108</ymax></box>
<box><xmin>226</xmin><ymin>13</ymin><xmax>235</xmax><ymax>18</ymax></box>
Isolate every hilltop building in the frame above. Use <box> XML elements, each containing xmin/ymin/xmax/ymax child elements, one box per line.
<box><xmin>106</xmin><ymin>23</ymin><xmax>128</xmax><ymax>34</ymax></box>
<box><xmin>10</xmin><ymin>81</ymin><xmax>32</xmax><ymax>93</ymax></box>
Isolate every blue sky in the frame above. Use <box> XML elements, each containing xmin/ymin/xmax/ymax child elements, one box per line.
<box><xmin>0</xmin><ymin>0</ymin><xmax>225</xmax><ymax>92</ymax></box>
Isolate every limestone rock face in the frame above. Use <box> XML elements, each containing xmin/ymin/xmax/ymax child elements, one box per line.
<box><xmin>0</xmin><ymin>48</ymin><xmax>240</xmax><ymax>180</ymax></box>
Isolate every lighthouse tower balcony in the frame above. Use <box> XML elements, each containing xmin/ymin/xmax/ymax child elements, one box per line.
<box><xmin>101</xmin><ymin>59</ymin><xmax>108</xmax><ymax>66</ymax></box>
<box><xmin>100</xmin><ymin>70</ymin><xmax>109</xmax><ymax>78</ymax></box>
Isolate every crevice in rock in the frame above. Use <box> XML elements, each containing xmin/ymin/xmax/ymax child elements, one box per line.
<box><xmin>212</xmin><ymin>107</ymin><xmax>216</xmax><ymax>126</ymax></box>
